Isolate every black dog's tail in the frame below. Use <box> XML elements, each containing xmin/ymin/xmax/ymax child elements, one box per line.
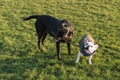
<box><xmin>21</xmin><ymin>15</ymin><xmax>39</xmax><ymax>21</ymax></box>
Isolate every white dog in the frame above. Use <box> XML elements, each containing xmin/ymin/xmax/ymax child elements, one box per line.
<box><xmin>75</xmin><ymin>34</ymin><xmax>98</xmax><ymax>64</ymax></box>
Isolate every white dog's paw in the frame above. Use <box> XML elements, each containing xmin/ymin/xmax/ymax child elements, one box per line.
<box><xmin>75</xmin><ymin>60</ymin><xmax>79</xmax><ymax>63</ymax></box>
<box><xmin>88</xmin><ymin>62</ymin><xmax>92</xmax><ymax>65</ymax></box>
<box><xmin>88</xmin><ymin>61</ymin><xmax>92</xmax><ymax>65</ymax></box>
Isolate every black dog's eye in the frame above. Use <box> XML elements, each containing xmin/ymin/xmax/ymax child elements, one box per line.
<box><xmin>64</xmin><ymin>24</ymin><xmax>68</xmax><ymax>27</ymax></box>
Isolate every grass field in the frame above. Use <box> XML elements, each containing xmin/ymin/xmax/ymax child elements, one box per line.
<box><xmin>0</xmin><ymin>0</ymin><xmax>120</xmax><ymax>80</ymax></box>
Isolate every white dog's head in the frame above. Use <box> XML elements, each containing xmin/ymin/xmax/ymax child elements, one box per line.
<box><xmin>84</xmin><ymin>40</ymin><xmax>98</xmax><ymax>53</ymax></box>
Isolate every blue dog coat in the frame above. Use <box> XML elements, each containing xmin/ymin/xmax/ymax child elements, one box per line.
<box><xmin>79</xmin><ymin>34</ymin><xmax>95</xmax><ymax>56</ymax></box>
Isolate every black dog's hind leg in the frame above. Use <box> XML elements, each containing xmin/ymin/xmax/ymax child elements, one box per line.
<box><xmin>41</xmin><ymin>32</ymin><xmax>47</xmax><ymax>46</ymax></box>
<box><xmin>35</xmin><ymin>21</ymin><xmax>44</xmax><ymax>51</ymax></box>
<box><xmin>56</xmin><ymin>42</ymin><xmax>62</xmax><ymax>60</ymax></box>
<box><xmin>38</xmin><ymin>34</ymin><xmax>43</xmax><ymax>51</ymax></box>
<box><xmin>67</xmin><ymin>42</ymin><xmax>71</xmax><ymax>55</ymax></box>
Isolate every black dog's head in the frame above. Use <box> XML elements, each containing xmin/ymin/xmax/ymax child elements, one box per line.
<box><xmin>56</xmin><ymin>20</ymin><xmax>73</xmax><ymax>42</ymax></box>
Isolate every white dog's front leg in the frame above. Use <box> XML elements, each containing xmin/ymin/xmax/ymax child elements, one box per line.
<box><xmin>75</xmin><ymin>51</ymin><xmax>82</xmax><ymax>63</ymax></box>
<box><xmin>88</xmin><ymin>55</ymin><xmax>92</xmax><ymax>64</ymax></box>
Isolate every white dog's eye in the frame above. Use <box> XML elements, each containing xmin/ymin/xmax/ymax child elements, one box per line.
<box><xmin>86</xmin><ymin>43</ymin><xmax>88</xmax><ymax>45</ymax></box>
<box><xmin>86</xmin><ymin>43</ymin><xmax>88</xmax><ymax>46</ymax></box>
<box><xmin>84</xmin><ymin>43</ymin><xmax>89</xmax><ymax>48</ymax></box>
<box><xmin>90</xmin><ymin>46</ymin><xmax>93</xmax><ymax>48</ymax></box>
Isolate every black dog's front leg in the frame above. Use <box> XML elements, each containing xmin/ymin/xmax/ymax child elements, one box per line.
<box><xmin>56</xmin><ymin>42</ymin><xmax>62</xmax><ymax>60</ymax></box>
<box><xmin>67</xmin><ymin>42</ymin><xmax>71</xmax><ymax>55</ymax></box>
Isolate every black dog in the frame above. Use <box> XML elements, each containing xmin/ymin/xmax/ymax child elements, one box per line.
<box><xmin>22</xmin><ymin>15</ymin><xmax>73</xmax><ymax>60</ymax></box>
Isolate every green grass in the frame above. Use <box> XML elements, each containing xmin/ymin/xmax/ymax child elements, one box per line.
<box><xmin>0</xmin><ymin>0</ymin><xmax>120</xmax><ymax>80</ymax></box>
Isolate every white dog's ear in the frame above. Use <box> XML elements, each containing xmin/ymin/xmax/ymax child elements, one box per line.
<box><xmin>84</xmin><ymin>38</ymin><xmax>89</xmax><ymax>43</ymax></box>
<box><xmin>95</xmin><ymin>44</ymin><xmax>99</xmax><ymax>50</ymax></box>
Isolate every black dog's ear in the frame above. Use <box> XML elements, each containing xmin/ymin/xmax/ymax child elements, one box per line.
<box><xmin>61</xmin><ymin>20</ymin><xmax>70</xmax><ymax>27</ymax></box>
<box><xmin>62</xmin><ymin>23</ymin><xmax>67</xmax><ymax>27</ymax></box>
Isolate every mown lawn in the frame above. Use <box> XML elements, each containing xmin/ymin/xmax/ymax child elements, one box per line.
<box><xmin>0</xmin><ymin>0</ymin><xmax>120</xmax><ymax>80</ymax></box>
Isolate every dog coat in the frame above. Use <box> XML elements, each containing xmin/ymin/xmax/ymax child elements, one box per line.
<box><xmin>79</xmin><ymin>34</ymin><xmax>95</xmax><ymax>56</ymax></box>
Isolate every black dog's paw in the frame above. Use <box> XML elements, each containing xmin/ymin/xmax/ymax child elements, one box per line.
<box><xmin>39</xmin><ymin>48</ymin><xmax>43</xmax><ymax>52</ymax></box>
<box><xmin>58</xmin><ymin>57</ymin><xmax>62</xmax><ymax>60</ymax></box>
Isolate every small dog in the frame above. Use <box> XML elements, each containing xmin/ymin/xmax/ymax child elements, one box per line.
<box><xmin>22</xmin><ymin>15</ymin><xmax>73</xmax><ymax>60</ymax></box>
<box><xmin>75</xmin><ymin>34</ymin><xmax>98</xmax><ymax>64</ymax></box>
